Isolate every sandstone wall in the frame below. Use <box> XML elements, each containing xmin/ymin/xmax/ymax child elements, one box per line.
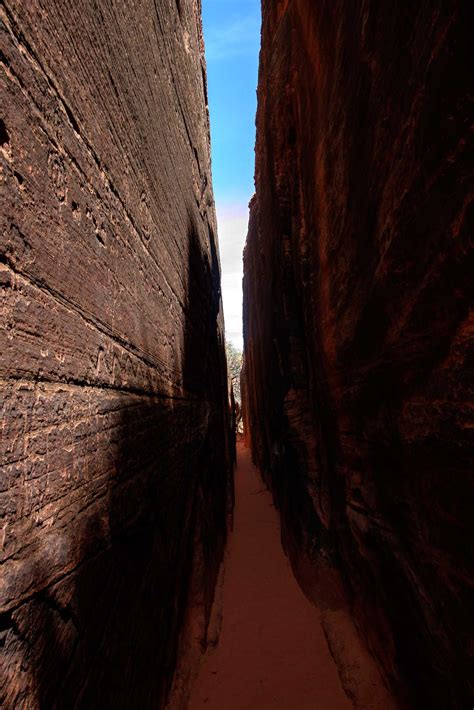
<box><xmin>1</xmin><ymin>1</ymin><xmax>232</xmax><ymax>707</ymax></box>
<box><xmin>243</xmin><ymin>1</ymin><xmax>473</xmax><ymax>706</ymax></box>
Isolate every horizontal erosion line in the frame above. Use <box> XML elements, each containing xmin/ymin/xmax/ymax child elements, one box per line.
<box><xmin>2</xmin><ymin>256</ymin><xmax>179</xmax><ymax>378</ymax></box>
<box><xmin>2</xmin><ymin>267</ymin><xmax>223</xmax><ymax>405</ymax></box>
<box><xmin>0</xmin><ymin>375</ymin><xmax>207</xmax><ymax>403</ymax></box>
<box><xmin>0</xmin><ymin>523</ymin><xmax>117</xmax><ymax>616</ymax></box>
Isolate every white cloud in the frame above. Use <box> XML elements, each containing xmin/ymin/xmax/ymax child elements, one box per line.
<box><xmin>216</xmin><ymin>203</ymin><xmax>250</xmax><ymax>350</ymax></box>
<box><xmin>205</xmin><ymin>15</ymin><xmax>260</xmax><ymax>61</ymax></box>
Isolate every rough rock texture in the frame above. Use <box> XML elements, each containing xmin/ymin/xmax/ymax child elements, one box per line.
<box><xmin>1</xmin><ymin>1</ymin><xmax>232</xmax><ymax>707</ymax></box>
<box><xmin>243</xmin><ymin>1</ymin><xmax>473</xmax><ymax>707</ymax></box>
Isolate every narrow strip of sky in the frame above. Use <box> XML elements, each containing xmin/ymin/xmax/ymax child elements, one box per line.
<box><xmin>202</xmin><ymin>0</ymin><xmax>261</xmax><ymax>351</ymax></box>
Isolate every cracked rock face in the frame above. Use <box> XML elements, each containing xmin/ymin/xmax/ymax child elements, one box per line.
<box><xmin>1</xmin><ymin>1</ymin><xmax>232</xmax><ymax>707</ymax></box>
<box><xmin>243</xmin><ymin>1</ymin><xmax>473</xmax><ymax>706</ymax></box>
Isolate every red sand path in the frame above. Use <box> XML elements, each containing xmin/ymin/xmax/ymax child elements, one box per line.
<box><xmin>189</xmin><ymin>443</ymin><xmax>351</xmax><ymax>710</ymax></box>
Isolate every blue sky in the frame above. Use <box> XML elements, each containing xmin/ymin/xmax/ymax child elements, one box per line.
<box><xmin>202</xmin><ymin>0</ymin><xmax>261</xmax><ymax>349</ymax></box>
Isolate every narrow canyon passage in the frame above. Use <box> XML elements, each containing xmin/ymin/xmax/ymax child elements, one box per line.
<box><xmin>2</xmin><ymin>1</ymin><xmax>472</xmax><ymax>707</ymax></box>
<box><xmin>189</xmin><ymin>443</ymin><xmax>350</xmax><ymax>710</ymax></box>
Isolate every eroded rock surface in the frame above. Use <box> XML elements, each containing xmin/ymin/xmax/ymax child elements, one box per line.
<box><xmin>243</xmin><ymin>1</ymin><xmax>473</xmax><ymax>706</ymax></box>
<box><xmin>1</xmin><ymin>1</ymin><xmax>232</xmax><ymax>707</ymax></box>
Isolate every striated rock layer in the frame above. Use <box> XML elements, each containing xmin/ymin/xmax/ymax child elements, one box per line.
<box><xmin>1</xmin><ymin>1</ymin><xmax>232</xmax><ymax>707</ymax></box>
<box><xmin>243</xmin><ymin>1</ymin><xmax>473</xmax><ymax>706</ymax></box>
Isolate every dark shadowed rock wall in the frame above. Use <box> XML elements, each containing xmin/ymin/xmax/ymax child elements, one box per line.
<box><xmin>1</xmin><ymin>1</ymin><xmax>232</xmax><ymax>707</ymax></box>
<box><xmin>243</xmin><ymin>1</ymin><xmax>473</xmax><ymax>706</ymax></box>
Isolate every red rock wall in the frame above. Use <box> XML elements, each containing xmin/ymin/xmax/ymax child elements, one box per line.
<box><xmin>243</xmin><ymin>1</ymin><xmax>473</xmax><ymax>706</ymax></box>
<box><xmin>1</xmin><ymin>1</ymin><xmax>232</xmax><ymax>707</ymax></box>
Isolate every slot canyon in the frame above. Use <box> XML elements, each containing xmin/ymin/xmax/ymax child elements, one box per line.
<box><xmin>1</xmin><ymin>1</ymin><xmax>472</xmax><ymax>709</ymax></box>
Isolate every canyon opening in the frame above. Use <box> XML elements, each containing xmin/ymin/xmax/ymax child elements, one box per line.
<box><xmin>1</xmin><ymin>2</ymin><xmax>472</xmax><ymax>710</ymax></box>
